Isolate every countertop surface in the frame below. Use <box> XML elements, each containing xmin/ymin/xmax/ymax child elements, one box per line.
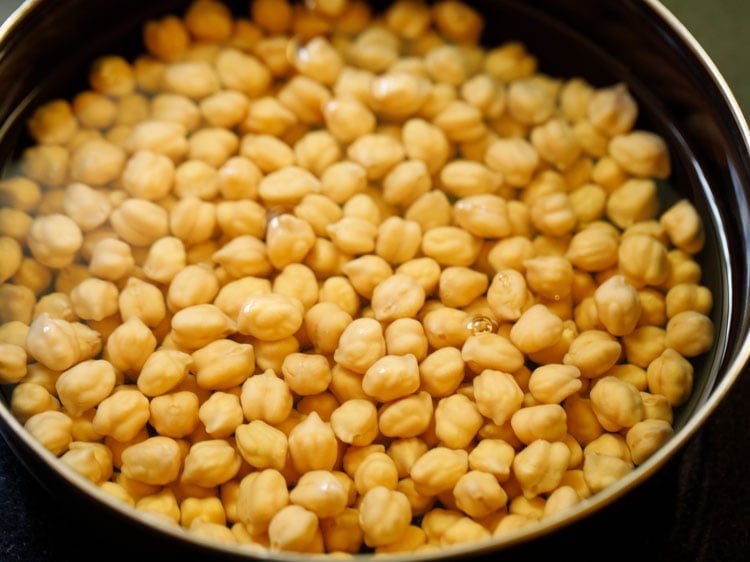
<box><xmin>1</xmin><ymin>0</ymin><xmax>749</xmax><ymax>561</ymax></box>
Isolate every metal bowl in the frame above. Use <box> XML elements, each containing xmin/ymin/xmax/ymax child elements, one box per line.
<box><xmin>1</xmin><ymin>0</ymin><xmax>749</xmax><ymax>560</ymax></box>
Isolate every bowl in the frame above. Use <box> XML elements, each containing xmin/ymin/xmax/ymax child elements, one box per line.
<box><xmin>1</xmin><ymin>0</ymin><xmax>749</xmax><ymax>560</ymax></box>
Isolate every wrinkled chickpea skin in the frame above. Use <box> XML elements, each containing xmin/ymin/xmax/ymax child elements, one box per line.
<box><xmin>1</xmin><ymin>0</ymin><xmax>718</xmax><ymax>555</ymax></box>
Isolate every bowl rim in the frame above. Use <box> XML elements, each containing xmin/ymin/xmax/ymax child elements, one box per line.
<box><xmin>1</xmin><ymin>0</ymin><xmax>750</xmax><ymax>559</ymax></box>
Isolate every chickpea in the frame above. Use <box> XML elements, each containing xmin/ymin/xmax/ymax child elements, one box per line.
<box><xmin>528</xmin><ymin>364</ymin><xmax>582</xmax><ymax>404</ymax></box>
<box><xmin>370</xmin><ymin>71</ymin><xmax>432</xmax><ymax>121</ymax></box>
<box><xmin>0</xmin><ymin>177</ymin><xmax>40</xmax><ymax>213</ymax></box>
<box><xmin>361</xmin><ymin>353</ymin><xmax>420</xmax><ymax>403</ymax></box>
<box><xmin>665</xmin><ymin>283</ymin><xmax>713</xmax><ymax>319</ymax></box>
<box><xmin>468</xmin><ymin>438</ymin><xmax>515</xmax><ymax>482</ymax></box>
<box><xmin>433</xmin><ymin>100</ymin><xmax>487</xmax><ymax>143</ymax></box>
<box><xmin>385</xmin><ymin>438</ymin><xmax>428</xmax><ymax>480</ymax></box>
<box><xmin>625</xmin><ymin>418</ymin><xmax>676</xmax><ymax>467</ymax></box>
<box><xmin>510</xmin><ymin>404</ymin><xmax>568</xmax><ymax>445</ymax></box>
<box><xmin>277</xmin><ymin>74</ymin><xmax>331</xmax><ymax>126</ymax></box>
<box><xmin>89</xmin><ymin>55</ymin><xmax>135</xmax><ymax>97</ymax></box>
<box><xmin>26</xmin><ymin>313</ymin><xmax>99</xmax><ymax>371</ymax></box>
<box><xmin>120</xmin><ymin>436</ymin><xmax>182</xmax><ymax>486</ymax></box>
<box><xmin>404</xmin><ymin>190</ymin><xmax>453</xmax><ymax>235</ymax></box>
<box><xmin>563</xmin><ymin>394</ymin><xmax>603</xmax><ymax>447</ymax></box>
<box><xmin>461</xmin><ymin>333</ymin><xmax>525</xmax><ymax>375</ymax></box>
<box><xmin>378</xmin><ymin>390</ymin><xmax>434</xmax><ymax>439</ymax></box>
<box><xmin>382</xmin><ymin>319</ymin><xmax>428</xmax><ymax>362</ymax></box>
<box><xmin>562</xmin><ymin>329</ymin><xmax>621</xmax><ymax>379</ymax></box>
<box><xmin>258</xmin><ymin>166</ymin><xmax>322</xmax><ymax>209</ymax></box>
<box><xmin>620</xmin><ymin>325</ymin><xmax>666</xmax><ymax>369</ymax></box>
<box><xmin>104</xmin><ymin>318</ymin><xmax>156</xmax><ymax>377</ymax></box>
<box><xmin>235</xmin><ymin>420</ymin><xmax>288</xmax><ymax>471</ymax></box>
<box><xmin>411</xmin><ymin>446</ymin><xmax>470</xmax><ymax>498</ymax></box>
<box><xmin>110</xmin><ymin>198</ymin><xmax>170</xmax><ymax>247</ymax></box>
<box><xmin>346</xmin><ymin>133</ymin><xmax>405</xmax><ymax>180</ymax></box>
<box><xmin>181</xmin><ymin>439</ymin><xmax>241</xmax><ymax>488</ymax></box>
<box><xmin>472</xmin><ymin>369</ymin><xmax>524</xmax><ymax>427</ymax></box>
<box><xmin>453</xmin><ymin>470</ymin><xmax>508</xmax><ymax>520</ymax></box>
<box><xmin>142</xmin><ymin>16</ymin><xmax>188</xmax><ymax>61</ymax></box>
<box><xmin>237</xmin><ymin>470</ymin><xmax>289</xmax><ymax>537</ymax></box>
<box><xmin>211</xmin><ymin>235</ymin><xmax>271</xmax><ymax>279</ymax></box>
<box><xmin>484</xmin><ymin>137</ymin><xmax>539</xmax><ymax>188</ymax></box>
<box><xmin>168</xmin><ymin>303</ymin><xmax>236</xmax><ymax>350</ymax></box>
<box><xmin>288</xmin><ymin>411</ymin><xmax>338</xmax><ymax>474</ymax></box>
<box><xmin>20</xmin><ymin>145</ymin><xmax>68</xmax><ymax>189</ymax></box>
<box><xmin>26</xmin><ymin>214</ymin><xmax>83</xmax><ymax>269</ymax></box>
<box><xmin>0</xmin><ymin>342</ymin><xmax>27</xmax><ymax>384</ymax></box>
<box><xmin>587</xmin><ymin>83</ymin><xmax>638</xmax><ymax>136</ymax></box>
<box><xmin>565</xmin><ymin>225</ymin><xmax>619</xmax><ymax>273</ymax></box>
<box><xmin>531</xmin><ymin>118</ymin><xmax>582</xmax><ymax>171</ymax></box>
<box><xmin>54</xmin><ymin>359</ymin><xmax>116</xmax><ymax>418</ymax></box>
<box><xmin>375</xmin><ymin>216</ymin><xmax>422</xmax><ymax>266</ymax></box>
<box><xmin>140</xmin><ymin>237</ymin><xmax>184</xmax><ymax>284</ymax></box>
<box><xmin>353</xmin><ymin>451</ymin><xmax>399</xmax><ymax>495</ymax></box>
<box><xmin>287</xmin><ymin>470</ymin><xmax>349</xmax><ymax>521</ymax></box>
<box><xmin>421</xmin><ymin>507</ymin><xmax>463</xmax><ymax>544</ymax></box>
<box><xmin>339</xmin><ymin>256</ymin><xmax>391</xmax><ymax>302</ymax></box>
<box><xmin>664</xmin><ymin>310</ymin><xmax>714</xmax><ymax>358</ymax></box>
<box><xmin>434</xmin><ymin>394</ymin><xmax>483</xmax><ymax>449</ymax></box>
<box><xmin>513</xmin><ymin>439</ymin><xmax>570</xmax><ymax>499</ymax></box>
<box><xmin>592</xmin><ymin>274</ymin><xmax>642</xmax><ymax>337</ymax></box>
<box><xmin>265</xmin><ymin>214</ymin><xmax>316</xmax><ymax>270</ymax></box>
<box><xmin>135</xmin><ymin>488</ymin><xmax>181</xmax><ymax>523</ymax></box>
<box><xmin>421</xmin><ymin>226</ymin><xmax>482</xmax><ymax>267</ymax></box>
<box><xmin>0</xmin><ymin>283</ymin><xmax>34</xmax><ymax>326</ymax></box>
<box><xmin>524</xmin><ymin>255</ymin><xmax>574</xmax><ymax>301</ymax></box>
<box><xmin>61</xmin><ymin>441</ymin><xmax>113</xmax><ymax>484</ymax></box>
<box><xmin>191</xmin><ymin>338</ymin><xmax>255</xmax><ymax>390</ymax></box>
<box><xmin>149</xmin><ymin>391</ymin><xmax>200</xmax><ymax>438</ymax></box>
<box><xmin>0</xmin><ymin>209</ymin><xmax>32</xmax><ymax>247</ymax></box>
<box><xmin>509</xmin><ymin>304</ymin><xmax>563</xmax><ymax>355</ymax></box>
<box><xmin>541</xmin><ymin>485</ymin><xmax>581</xmax><ymax>519</ymax></box>
<box><xmin>125</xmin><ymin>120</ymin><xmax>189</xmax><ymax>162</ymax></box>
<box><xmin>582</xmin><ymin>452</ymin><xmax>633</xmax><ymax>494</ymax></box>
<box><xmin>589</xmin><ymin>376</ymin><xmax>644</xmax><ymax>432</ymax></box>
<box><xmin>240</xmin><ymin>369</ymin><xmax>293</xmax><ymax>425</ymax></box>
<box><xmin>198</xmin><ymin>392</ymin><xmax>244</xmax><ymax>439</ymax></box>
<box><xmin>27</xmin><ymin>99</ymin><xmax>78</xmax><ymax>145</ymax></box>
<box><xmin>415</xmin><ymin>346</ymin><xmax>463</xmax><ymax>399</ymax></box>
<box><xmin>150</xmin><ymin>92</ymin><xmax>200</xmax><ymax>132</ymax></box>
<box><xmin>88</xmin><ymin>388</ymin><xmax>148</xmax><ymax>443</ymax></box>
<box><xmin>346</xmin><ymin>26</ymin><xmax>400</xmax><ymax>73</ymax></box>
<box><xmin>24</xmin><ymin>410</ymin><xmax>73</xmax><ymax>455</ymax></box>
<box><xmin>164</xmin><ymin>264</ymin><xmax>217</xmax><ymax>313</ymax></box>
<box><xmin>606</xmin><ymin>179</ymin><xmax>660</xmax><ymax>232</ymax></box>
<box><xmin>235</xmin><ymin>292</ymin><xmax>304</xmax><ymax>342</ymax></box>
<box><xmin>609</xmin><ymin>130</ymin><xmax>670</xmax><ymax>179</ymax></box>
<box><xmin>368</xmin><ymin>274</ymin><xmax>425</xmax><ymax>322</ymax></box>
<box><xmin>278</xmin><ymin>352</ymin><xmax>330</xmax><ymax>396</ymax></box>
<box><xmin>9</xmin><ymin>382</ymin><xmax>60</xmax><ymax>423</ymax></box>
<box><xmin>325</xmin><ymin>398</ymin><xmax>377</xmax><ymax>446</ymax></box>
<box><xmin>454</xmin><ymin>194</ymin><xmax>512</xmax><ymax>239</ymax></box>
<box><xmin>292</xmin><ymin>130</ymin><xmax>341</xmax><ymax>179</ymax></box>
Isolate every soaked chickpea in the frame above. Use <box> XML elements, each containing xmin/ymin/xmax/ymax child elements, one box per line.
<box><xmin>1</xmin><ymin>0</ymin><xmax>718</xmax><ymax>556</ymax></box>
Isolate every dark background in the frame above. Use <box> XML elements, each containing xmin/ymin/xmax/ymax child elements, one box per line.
<box><xmin>1</xmin><ymin>0</ymin><xmax>749</xmax><ymax>560</ymax></box>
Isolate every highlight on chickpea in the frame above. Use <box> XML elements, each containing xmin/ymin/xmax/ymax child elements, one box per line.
<box><xmin>0</xmin><ymin>0</ymin><xmax>715</xmax><ymax>554</ymax></box>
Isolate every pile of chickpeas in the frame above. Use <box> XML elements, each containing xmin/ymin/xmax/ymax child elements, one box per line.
<box><xmin>0</xmin><ymin>0</ymin><xmax>716</xmax><ymax>554</ymax></box>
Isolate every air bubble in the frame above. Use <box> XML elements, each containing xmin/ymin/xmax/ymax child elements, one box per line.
<box><xmin>468</xmin><ymin>314</ymin><xmax>498</xmax><ymax>335</ymax></box>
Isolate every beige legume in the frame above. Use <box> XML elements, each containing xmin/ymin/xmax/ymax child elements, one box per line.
<box><xmin>378</xmin><ymin>390</ymin><xmax>434</xmax><ymax>439</ymax></box>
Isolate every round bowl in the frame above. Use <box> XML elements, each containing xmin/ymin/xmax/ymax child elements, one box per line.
<box><xmin>1</xmin><ymin>0</ymin><xmax>749</xmax><ymax>560</ymax></box>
